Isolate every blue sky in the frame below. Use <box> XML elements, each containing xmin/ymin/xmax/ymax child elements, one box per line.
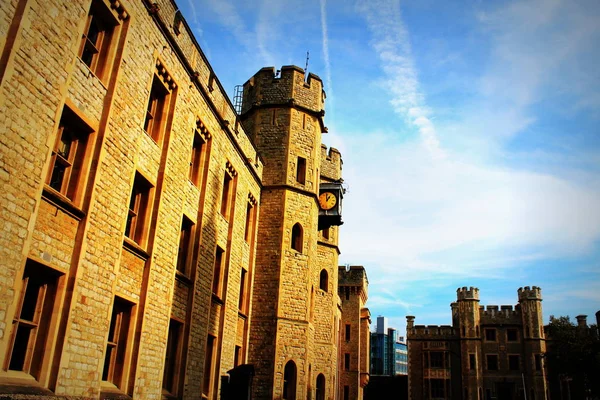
<box><xmin>178</xmin><ymin>0</ymin><xmax>600</xmax><ymax>334</ymax></box>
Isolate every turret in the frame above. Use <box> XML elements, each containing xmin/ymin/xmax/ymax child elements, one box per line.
<box><xmin>456</xmin><ymin>287</ymin><xmax>480</xmax><ymax>338</ymax></box>
<box><xmin>518</xmin><ymin>286</ymin><xmax>543</xmax><ymax>339</ymax></box>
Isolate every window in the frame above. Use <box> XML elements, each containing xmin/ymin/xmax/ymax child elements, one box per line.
<box><xmin>507</xmin><ymin>328</ymin><xmax>518</xmax><ymax>342</ymax></box>
<box><xmin>125</xmin><ymin>173</ymin><xmax>152</xmax><ymax>245</ymax></box>
<box><xmin>485</xmin><ymin>328</ymin><xmax>497</xmax><ymax>341</ymax></box>
<box><xmin>322</xmin><ymin>227</ymin><xmax>330</xmax><ymax>240</ymax></box>
<box><xmin>291</xmin><ymin>223</ymin><xmax>303</xmax><ymax>252</ymax></box>
<box><xmin>238</xmin><ymin>268</ymin><xmax>248</xmax><ymax>313</ymax></box>
<box><xmin>244</xmin><ymin>200</ymin><xmax>255</xmax><ymax>242</ymax></box>
<box><xmin>78</xmin><ymin>0</ymin><xmax>118</xmax><ymax>81</ymax></box>
<box><xmin>47</xmin><ymin>106</ymin><xmax>93</xmax><ymax>202</ymax></box>
<box><xmin>102</xmin><ymin>297</ymin><xmax>133</xmax><ymax>389</ymax></box>
<box><xmin>212</xmin><ymin>247</ymin><xmax>224</xmax><ymax>298</ymax></box>
<box><xmin>163</xmin><ymin>319</ymin><xmax>182</xmax><ymax>395</ymax></box>
<box><xmin>144</xmin><ymin>75</ymin><xmax>169</xmax><ymax>142</ymax></box>
<box><xmin>203</xmin><ymin>335</ymin><xmax>215</xmax><ymax>397</ymax></box>
<box><xmin>430</xmin><ymin>379</ymin><xmax>446</xmax><ymax>398</ymax></box>
<box><xmin>429</xmin><ymin>351</ymin><xmax>444</xmax><ymax>368</ymax></box>
<box><xmin>486</xmin><ymin>354</ymin><xmax>498</xmax><ymax>371</ymax></box>
<box><xmin>319</xmin><ymin>269</ymin><xmax>328</xmax><ymax>292</ymax></box>
<box><xmin>283</xmin><ymin>360</ymin><xmax>297</xmax><ymax>400</ymax></box>
<box><xmin>469</xmin><ymin>354</ymin><xmax>476</xmax><ymax>370</ymax></box>
<box><xmin>315</xmin><ymin>374</ymin><xmax>325</xmax><ymax>400</ymax></box>
<box><xmin>345</xmin><ymin>324</ymin><xmax>351</xmax><ymax>341</ymax></box>
<box><xmin>6</xmin><ymin>261</ymin><xmax>61</xmax><ymax>380</ymax></box>
<box><xmin>189</xmin><ymin>129</ymin><xmax>207</xmax><ymax>186</ymax></box>
<box><xmin>234</xmin><ymin>345</ymin><xmax>242</xmax><ymax>367</ymax></box>
<box><xmin>220</xmin><ymin>170</ymin><xmax>233</xmax><ymax>220</ymax></box>
<box><xmin>343</xmin><ymin>386</ymin><xmax>349</xmax><ymax>400</ymax></box>
<box><xmin>296</xmin><ymin>157</ymin><xmax>306</xmax><ymax>184</ymax></box>
<box><xmin>509</xmin><ymin>355</ymin><xmax>520</xmax><ymax>371</ymax></box>
<box><xmin>534</xmin><ymin>354</ymin><xmax>542</xmax><ymax>371</ymax></box>
<box><xmin>176</xmin><ymin>216</ymin><xmax>194</xmax><ymax>275</ymax></box>
<box><xmin>344</xmin><ymin>353</ymin><xmax>350</xmax><ymax>370</ymax></box>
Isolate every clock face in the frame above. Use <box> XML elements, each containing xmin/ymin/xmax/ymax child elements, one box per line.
<box><xmin>319</xmin><ymin>191</ymin><xmax>337</xmax><ymax>210</ymax></box>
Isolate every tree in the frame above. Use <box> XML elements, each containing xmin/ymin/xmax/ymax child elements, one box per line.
<box><xmin>545</xmin><ymin>316</ymin><xmax>600</xmax><ymax>400</ymax></box>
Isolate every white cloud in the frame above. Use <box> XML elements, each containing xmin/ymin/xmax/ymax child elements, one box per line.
<box><xmin>357</xmin><ymin>0</ymin><xmax>444</xmax><ymax>157</ymax></box>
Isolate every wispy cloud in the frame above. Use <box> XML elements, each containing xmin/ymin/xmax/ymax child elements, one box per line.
<box><xmin>357</xmin><ymin>0</ymin><xmax>443</xmax><ymax>157</ymax></box>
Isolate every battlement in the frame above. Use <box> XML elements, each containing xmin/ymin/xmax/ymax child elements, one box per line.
<box><xmin>518</xmin><ymin>286</ymin><xmax>542</xmax><ymax>301</ymax></box>
<box><xmin>339</xmin><ymin>265</ymin><xmax>368</xmax><ymax>286</ymax></box>
<box><xmin>241</xmin><ymin>65</ymin><xmax>325</xmax><ymax>115</ymax></box>
<box><xmin>320</xmin><ymin>145</ymin><xmax>343</xmax><ymax>181</ymax></box>
<box><xmin>411</xmin><ymin>325</ymin><xmax>456</xmax><ymax>338</ymax></box>
<box><xmin>456</xmin><ymin>286</ymin><xmax>480</xmax><ymax>301</ymax></box>
<box><xmin>479</xmin><ymin>304</ymin><xmax>521</xmax><ymax>323</ymax></box>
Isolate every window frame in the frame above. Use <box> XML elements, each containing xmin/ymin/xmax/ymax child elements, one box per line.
<box><xmin>212</xmin><ymin>246</ymin><xmax>225</xmax><ymax>299</ymax></box>
<box><xmin>189</xmin><ymin>126</ymin><xmax>208</xmax><ymax>187</ymax></box>
<box><xmin>296</xmin><ymin>156</ymin><xmax>306</xmax><ymax>184</ymax></box>
<box><xmin>319</xmin><ymin>269</ymin><xmax>328</xmax><ymax>292</ymax></box>
<box><xmin>124</xmin><ymin>173</ymin><xmax>153</xmax><ymax>247</ymax></box>
<box><xmin>291</xmin><ymin>223</ymin><xmax>303</xmax><ymax>253</ymax></box>
<box><xmin>162</xmin><ymin>318</ymin><xmax>183</xmax><ymax>396</ymax></box>
<box><xmin>46</xmin><ymin>105</ymin><xmax>94</xmax><ymax>205</ymax></box>
<box><xmin>508</xmin><ymin>354</ymin><xmax>520</xmax><ymax>371</ymax></box>
<box><xmin>486</xmin><ymin>354</ymin><xmax>499</xmax><ymax>371</ymax></box>
<box><xmin>5</xmin><ymin>260</ymin><xmax>62</xmax><ymax>381</ymax></box>
<box><xmin>176</xmin><ymin>216</ymin><xmax>194</xmax><ymax>276</ymax></box>
<box><xmin>485</xmin><ymin>328</ymin><xmax>497</xmax><ymax>342</ymax></box>
<box><xmin>102</xmin><ymin>296</ymin><xmax>134</xmax><ymax>390</ymax></box>
<box><xmin>506</xmin><ymin>328</ymin><xmax>518</xmax><ymax>342</ymax></box>
<box><xmin>78</xmin><ymin>0</ymin><xmax>122</xmax><ymax>82</ymax></box>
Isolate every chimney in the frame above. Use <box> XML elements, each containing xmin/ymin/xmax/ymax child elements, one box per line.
<box><xmin>576</xmin><ymin>315</ymin><xmax>587</xmax><ymax>328</ymax></box>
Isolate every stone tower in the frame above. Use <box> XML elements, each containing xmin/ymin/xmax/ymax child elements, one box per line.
<box><xmin>455</xmin><ymin>287</ymin><xmax>483</xmax><ymax>400</ymax></box>
<box><xmin>518</xmin><ymin>286</ymin><xmax>548</xmax><ymax>399</ymax></box>
<box><xmin>240</xmin><ymin>66</ymin><xmax>331</xmax><ymax>400</ymax></box>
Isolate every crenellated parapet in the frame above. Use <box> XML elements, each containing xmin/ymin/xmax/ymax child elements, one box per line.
<box><xmin>320</xmin><ymin>145</ymin><xmax>343</xmax><ymax>181</ymax></box>
<box><xmin>339</xmin><ymin>265</ymin><xmax>369</xmax><ymax>301</ymax></box>
<box><xmin>479</xmin><ymin>305</ymin><xmax>522</xmax><ymax>324</ymax></box>
<box><xmin>456</xmin><ymin>286</ymin><xmax>480</xmax><ymax>301</ymax></box>
<box><xmin>241</xmin><ymin>66</ymin><xmax>325</xmax><ymax>115</ymax></box>
<box><xmin>518</xmin><ymin>286</ymin><xmax>542</xmax><ymax>301</ymax></box>
<box><xmin>410</xmin><ymin>324</ymin><xmax>457</xmax><ymax>339</ymax></box>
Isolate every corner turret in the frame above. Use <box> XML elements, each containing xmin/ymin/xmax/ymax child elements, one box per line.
<box><xmin>457</xmin><ymin>286</ymin><xmax>480</xmax><ymax>301</ymax></box>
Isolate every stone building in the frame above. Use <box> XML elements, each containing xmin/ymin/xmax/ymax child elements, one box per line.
<box><xmin>406</xmin><ymin>287</ymin><xmax>548</xmax><ymax>400</ymax></box>
<box><xmin>0</xmin><ymin>0</ymin><xmax>367</xmax><ymax>399</ymax></box>
<box><xmin>338</xmin><ymin>266</ymin><xmax>370</xmax><ymax>400</ymax></box>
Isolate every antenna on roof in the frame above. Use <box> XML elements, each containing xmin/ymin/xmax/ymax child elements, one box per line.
<box><xmin>304</xmin><ymin>51</ymin><xmax>310</xmax><ymax>81</ymax></box>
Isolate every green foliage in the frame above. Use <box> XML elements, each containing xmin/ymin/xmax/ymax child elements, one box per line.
<box><xmin>545</xmin><ymin>315</ymin><xmax>600</xmax><ymax>399</ymax></box>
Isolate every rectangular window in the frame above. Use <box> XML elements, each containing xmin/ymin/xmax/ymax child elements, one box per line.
<box><xmin>534</xmin><ymin>354</ymin><xmax>542</xmax><ymax>371</ymax></box>
<box><xmin>125</xmin><ymin>173</ymin><xmax>152</xmax><ymax>245</ymax></box>
<box><xmin>47</xmin><ymin>106</ymin><xmax>93</xmax><ymax>202</ymax></box>
<box><xmin>345</xmin><ymin>324</ymin><xmax>351</xmax><ymax>341</ymax></box>
<box><xmin>176</xmin><ymin>216</ymin><xmax>194</xmax><ymax>275</ymax></box>
<box><xmin>163</xmin><ymin>319</ymin><xmax>182</xmax><ymax>395</ymax></box>
<box><xmin>234</xmin><ymin>345</ymin><xmax>242</xmax><ymax>367</ymax></box>
<box><xmin>507</xmin><ymin>328</ymin><xmax>518</xmax><ymax>342</ymax></box>
<box><xmin>78</xmin><ymin>0</ymin><xmax>119</xmax><ymax>81</ymax></box>
<box><xmin>469</xmin><ymin>354</ymin><xmax>476</xmax><ymax>370</ymax></box>
<box><xmin>486</xmin><ymin>354</ymin><xmax>498</xmax><ymax>371</ymax></box>
<box><xmin>203</xmin><ymin>335</ymin><xmax>215</xmax><ymax>396</ymax></box>
<box><xmin>212</xmin><ymin>247</ymin><xmax>224</xmax><ymax>298</ymax></box>
<box><xmin>343</xmin><ymin>386</ymin><xmax>349</xmax><ymax>400</ymax></box>
<box><xmin>430</xmin><ymin>379</ymin><xmax>445</xmax><ymax>398</ymax></box>
<box><xmin>485</xmin><ymin>328</ymin><xmax>497</xmax><ymax>341</ymax></box>
<box><xmin>6</xmin><ymin>261</ymin><xmax>61</xmax><ymax>380</ymax></box>
<box><xmin>430</xmin><ymin>351</ymin><xmax>444</xmax><ymax>368</ymax></box>
<box><xmin>189</xmin><ymin>129</ymin><xmax>206</xmax><ymax>186</ymax></box>
<box><xmin>509</xmin><ymin>354</ymin><xmax>520</xmax><ymax>371</ymax></box>
<box><xmin>220</xmin><ymin>170</ymin><xmax>233</xmax><ymax>219</ymax></box>
<box><xmin>102</xmin><ymin>297</ymin><xmax>133</xmax><ymax>389</ymax></box>
<box><xmin>244</xmin><ymin>202</ymin><xmax>254</xmax><ymax>242</ymax></box>
<box><xmin>238</xmin><ymin>268</ymin><xmax>248</xmax><ymax>313</ymax></box>
<box><xmin>144</xmin><ymin>75</ymin><xmax>169</xmax><ymax>142</ymax></box>
<box><xmin>296</xmin><ymin>156</ymin><xmax>306</xmax><ymax>184</ymax></box>
<box><xmin>344</xmin><ymin>353</ymin><xmax>350</xmax><ymax>370</ymax></box>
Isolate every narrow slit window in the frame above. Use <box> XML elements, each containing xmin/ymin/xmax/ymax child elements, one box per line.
<box><xmin>296</xmin><ymin>157</ymin><xmax>306</xmax><ymax>184</ymax></box>
<box><xmin>203</xmin><ymin>335</ymin><xmax>215</xmax><ymax>397</ymax></box>
<box><xmin>125</xmin><ymin>173</ymin><xmax>153</xmax><ymax>246</ymax></box>
<box><xmin>220</xmin><ymin>171</ymin><xmax>232</xmax><ymax>219</ymax></box>
<box><xmin>291</xmin><ymin>223</ymin><xmax>303</xmax><ymax>252</ymax></box>
<box><xmin>144</xmin><ymin>75</ymin><xmax>169</xmax><ymax>142</ymax></box>
<box><xmin>102</xmin><ymin>297</ymin><xmax>133</xmax><ymax>389</ymax></box>
<box><xmin>319</xmin><ymin>269</ymin><xmax>328</xmax><ymax>292</ymax></box>
<box><xmin>176</xmin><ymin>216</ymin><xmax>194</xmax><ymax>275</ymax></box>
<box><xmin>189</xmin><ymin>130</ymin><xmax>206</xmax><ymax>186</ymax></box>
<box><xmin>212</xmin><ymin>247</ymin><xmax>224</xmax><ymax>298</ymax></box>
<box><xmin>163</xmin><ymin>319</ymin><xmax>183</xmax><ymax>395</ymax></box>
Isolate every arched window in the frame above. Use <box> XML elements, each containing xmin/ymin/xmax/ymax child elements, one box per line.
<box><xmin>316</xmin><ymin>373</ymin><xmax>326</xmax><ymax>400</ymax></box>
<box><xmin>291</xmin><ymin>223</ymin><xmax>303</xmax><ymax>252</ymax></box>
<box><xmin>319</xmin><ymin>270</ymin><xmax>328</xmax><ymax>292</ymax></box>
<box><xmin>283</xmin><ymin>360</ymin><xmax>297</xmax><ymax>400</ymax></box>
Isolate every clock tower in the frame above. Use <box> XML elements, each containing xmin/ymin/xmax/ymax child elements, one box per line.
<box><xmin>240</xmin><ymin>66</ymin><xmax>342</xmax><ymax>400</ymax></box>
